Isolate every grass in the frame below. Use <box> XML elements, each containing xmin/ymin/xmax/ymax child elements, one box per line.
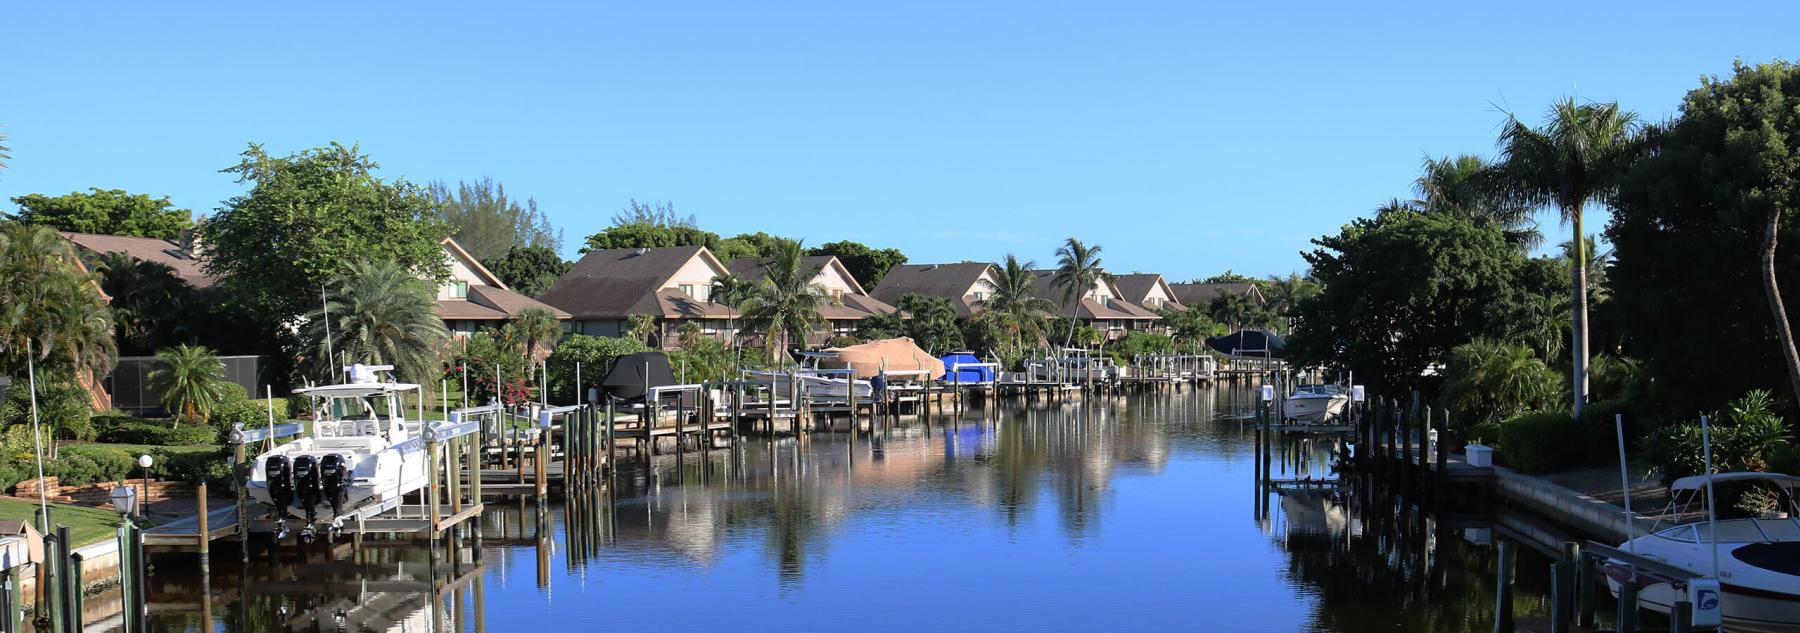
<box><xmin>0</xmin><ymin>498</ymin><xmax>126</xmax><ymax>547</ymax></box>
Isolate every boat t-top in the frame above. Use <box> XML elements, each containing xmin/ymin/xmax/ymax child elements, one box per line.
<box><xmin>248</xmin><ymin>364</ymin><xmax>430</xmax><ymax>543</ymax></box>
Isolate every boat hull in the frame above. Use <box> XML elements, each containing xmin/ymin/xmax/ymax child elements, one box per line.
<box><xmin>1285</xmin><ymin>394</ymin><xmax>1349</xmax><ymax>423</ymax></box>
<box><xmin>1605</xmin><ymin>569</ymin><xmax>1800</xmax><ymax>632</ymax></box>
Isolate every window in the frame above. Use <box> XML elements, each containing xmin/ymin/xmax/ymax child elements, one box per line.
<box><xmin>449</xmin><ymin>281</ymin><xmax>469</xmax><ymax>299</ymax></box>
<box><xmin>1146</xmin><ymin>297</ymin><xmax>1161</xmax><ymax>308</ymax></box>
<box><xmin>971</xmin><ymin>291</ymin><xmax>987</xmax><ymax>302</ymax></box>
<box><xmin>679</xmin><ymin>284</ymin><xmax>710</xmax><ymax>302</ymax></box>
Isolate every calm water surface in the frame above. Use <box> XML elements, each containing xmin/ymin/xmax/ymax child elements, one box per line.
<box><xmin>138</xmin><ymin>386</ymin><xmax>1581</xmax><ymax>632</ymax></box>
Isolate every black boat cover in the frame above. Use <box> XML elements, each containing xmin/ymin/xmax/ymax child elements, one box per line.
<box><xmin>599</xmin><ymin>352</ymin><xmax>676</xmax><ymax>402</ymax></box>
<box><xmin>1206</xmin><ymin>330</ymin><xmax>1286</xmax><ymax>358</ymax></box>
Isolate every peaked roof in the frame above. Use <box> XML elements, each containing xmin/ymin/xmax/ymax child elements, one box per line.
<box><xmin>871</xmin><ymin>262</ymin><xmax>995</xmax><ymax>317</ymax></box>
<box><xmin>1030</xmin><ymin>271</ymin><xmax>1160</xmax><ymax>320</ymax></box>
<box><xmin>61</xmin><ymin>231</ymin><xmax>214</xmax><ymax>288</ymax></box>
<box><xmin>1169</xmin><ymin>282</ymin><xmax>1265</xmax><ymax>307</ymax></box>
<box><xmin>1112</xmin><ymin>273</ymin><xmax>1183</xmax><ymax>310</ymax></box>
<box><xmin>724</xmin><ymin>255</ymin><xmax>893</xmax><ymax>318</ymax></box>
<box><xmin>536</xmin><ymin>246</ymin><xmax>734</xmax><ymax>319</ymax></box>
<box><xmin>441</xmin><ymin>237</ymin><xmax>506</xmax><ymax>288</ymax></box>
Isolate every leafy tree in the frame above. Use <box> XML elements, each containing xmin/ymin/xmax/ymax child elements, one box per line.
<box><xmin>1052</xmin><ymin>238</ymin><xmax>1106</xmax><ymax>347</ymax></box>
<box><xmin>1160</xmin><ymin>305</ymin><xmax>1223</xmax><ymax>352</ymax></box>
<box><xmin>855</xmin><ymin>311</ymin><xmax>907</xmax><ymax>341</ymax></box>
<box><xmin>203</xmin><ymin>143</ymin><xmax>451</xmax><ymax>324</ymax></box>
<box><xmin>96</xmin><ymin>253</ymin><xmax>193</xmax><ymax>354</ymax></box>
<box><xmin>974</xmin><ymin>254</ymin><xmax>1052</xmax><ymax>358</ymax></box>
<box><xmin>429</xmin><ymin>177</ymin><xmax>561</xmax><ymax>260</ymax></box>
<box><xmin>481</xmin><ymin>245</ymin><xmax>568</xmax><ymax>297</ymax></box>
<box><xmin>1645</xmin><ymin>389</ymin><xmax>1791</xmax><ymax>487</ymax></box>
<box><xmin>303</xmin><ymin>259</ymin><xmax>449</xmax><ymax>384</ymax></box>
<box><xmin>545</xmin><ymin>334</ymin><xmax>650</xmax><ymax>400</ymax></box>
<box><xmin>1411</xmin><ymin>155</ymin><xmax>1539</xmax><ymax>249</ymax></box>
<box><xmin>627</xmin><ymin>313</ymin><xmax>657</xmax><ymax>346</ymax></box>
<box><xmin>148</xmin><ymin>344</ymin><xmax>226</xmax><ymax>425</ymax></box>
<box><xmin>809</xmin><ymin>240</ymin><xmax>907</xmax><ymax>287</ymax></box>
<box><xmin>1494</xmin><ymin>99</ymin><xmax>1640</xmax><ymax>416</ymax></box>
<box><xmin>10</xmin><ymin>188</ymin><xmax>193</xmax><ymax>239</ymax></box>
<box><xmin>0</xmin><ymin>372</ymin><xmax>94</xmax><ymax>447</ymax></box>
<box><xmin>741</xmin><ymin>240</ymin><xmax>835</xmax><ymax>358</ymax></box>
<box><xmin>1610</xmin><ymin>60</ymin><xmax>1800</xmax><ymax>421</ymax></box>
<box><xmin>450</xmin><ymin>329</ymin><xmax>529</xmax><ymax>406</ymax></box>
<box><xmin>0</xmin><ymin>223</ymin><xmax>117</xmax><ymax>387</ymax></box>
<box><xmin>1198</xmin><ymin>270</ymin><xmax>1257</xmax><ymax>285</ymax></box>
<box><xmin>1290</xmin><ymin>210</ymin><xmax>1540</xmax><ymax>393</ymax></box>
<box><xmin>1109</xmin><ymin>331</ymin><xmax>1175</xmax><ymax>366</ymax></box>
<box><xmin>1209</xmin><ymin>292</ymin><xmax>1273</xmax><ymax>332</ymax></box>
<box><xmin>582</xmin><ymin>199</ymin><xmax>719</xmax><ymax>253</ymax></box>
<box><xmin>504</xmin><ymin>307</ymin><xmax>562</xmax><ymax>362</ymax></box>
<box><xmin>710</xmin><ymin>271</ymin><xmax>759</xmax><ymax>365</ymax></box>
<box><xmin>715</xmin><ymin>232</ymin><xmax>795</xmax><ymax>262</ymax></box>
<box><xmin>1442</xmin><ymin>339</ymin><xmax>1562</xmax><ymax>424</ymax></box>
<box><xmin>895</xmin><ymin>294</ymin><xmax>963</xmax><ymax>354</ymax></box>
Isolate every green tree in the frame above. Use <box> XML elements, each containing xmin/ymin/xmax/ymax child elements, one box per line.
<box><xmin>480</xmin><ymin>245</ymin><xmax>569</xmax><ymax>297</ymax></box>
<box><xmin>1209</xmin><ymin>292</ymin><xmax>1271</xmax><ymax>332</ymax></box>
<box><xmin>1494</xmin><ymin>99</ymin><xmax>1639</xmax><ymax>416</ymax></box>
<box><xmin>148</xmin><ymin>344</ymin><xmax>226</xmax><ymax>425</ymax></box>
<box><xmin>451</xmin><ymin>328</ymin><xmax>529</xmax><ymax>406</ymax></box>
<box><xmin>715</xmin><ymin>232</ymin><xmax>795</xmax><ymax>262</ymax></box>
<box><xmin>895</xmin><ymin>293</ymin><xmax>963</xmax><ymax>354</ymax></box>
<box><xmin>0</xmin><ymin>223</ymin><xmax>118</xmax><ymax>387</ymax></box>
<box><xmin>974</xmin><ymin>254</ymin><xmax>1052</xmax><ymax>358</ymax></box>
<box><xmin>1442</xmin><ymin>339</ymin><xmax>1562</xmax><ymax>424</ymax></box>
<box><xmin>741</xmin><ymin>240</ymin><xmax>835</xmax><ymax>358</ymax></box>
<box><xmin>809</xmin><ymin>240</ymin><xmax>908</xmax><ymax>287</ymax></box>
<box><xmin>505</xmin><ymin>307</ymin><xmax>562</xmax><ymax>362</ymax></box>
<box><xmin>303</xmin><ymin>259</ymin><xmax>450</xmax><ymax>384</ymax></box>
<box><xmin>1198</xmin><ymin>270</ymin><xmax>1258</xmax><ymax>285</ymax></box>
<box><xmin>1260</xmin><ymin>273</ymin><xmax>1319</xmax><ymax>334</ymax></box>
<box><xmin>855</xmin><ymin>311</ymin><xmax>907</xmax><ymax>341</ymax></box>
<box><xmin>581</xmin><ymin>199</ymin><xmax>719</xmax><ymax>253</ymax></box>
<box><xmin>1052</xmin><ymin>238</ymin><xmax>1106</xmax><ymax>347</ymax></box>
<box><xmin>545</xmin><ymin>334</ymin><xmax>650</xmax><ymax>400</ymax></box>
<box><xmin>710</xmin><ymin>271</ymin><xmax>760</xmax><ymax>366</ymax></box>
<box><xmin>1160</xmin><ymin>305</ymin><xmax>1223</xmax><ymax>352</ymax></box>
<box><xmin>10</xmin><ymin>188</ymin><xmax>192</xmax><ymax>239</ymax></box>
<box><xmin>1609</xmin><ymin>60</ymin><xmax>1800</xmax><ymax>419</ymax></box>
<box><xmin>627</xmin><ymin>313</ymin><xmax>657</xmax><ymax>346</ymax></box>
<box><xmin>1412</xmin><ymin>154</ymin><xmax>1539</xmax><ymax>248</ymax></box>
<box><xmin>96</xmin><ymin>253</ymin><xmax>194</xmax><ymax>354</ymax></box>
<box><xmin>429</xmin><ymin>177</ymin><xmax>561</xmax><ymax>260</ymax></box>
<box><xmin>203</xmin><ymin>143</ymin><xmax>451</xmax><ymax>324</ymax></box>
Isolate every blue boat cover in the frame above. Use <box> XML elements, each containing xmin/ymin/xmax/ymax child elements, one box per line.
<box><xmin>938</xmin><ymin>352</ymin><xmax>993</xmax><ymax>383</ymax></box>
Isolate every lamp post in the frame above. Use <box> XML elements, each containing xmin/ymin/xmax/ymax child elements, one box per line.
<box><xmin>135</xmin><ymin>455</ymin><xmax>154</xmax><ymax>518</ymax></box>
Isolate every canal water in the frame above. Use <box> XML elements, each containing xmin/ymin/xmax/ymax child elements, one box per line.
<box><xmin>137</xmin><ymin>385</ymin><xmax>1593</xmax><ymax>632</ymax></box>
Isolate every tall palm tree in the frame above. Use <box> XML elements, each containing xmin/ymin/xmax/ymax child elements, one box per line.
<box><xmin>0</xmin><ymin>125</ymin><xmax>10</xmax><ymax>177</ymax></box>
<box><xmin>976</xmin><ymin>255</ymin><xmax>1053</xmax><ymax>358</ymax></box>
<box><xmin>303</xmin><ymin>259</ymin><xmax>450</xmax><ymax>384</ymax></box>
<box><xmin>0</xmin><ymin>223</ymin><xmax>117</xmax><ymax>391</ymax></box>
<box><xmin>1052</xmin><ymin>238</ymin><xmax>1105</xmax><ymax>348</ymax></box>
<box><xmin>1414</xmin><ymin>154</ymin><xmax>1540</xmax><ymax>249</ymax></box>
<box><xmin>507</xmin><ymin>307</ymin><xmax>562</xmax><ymax>362</ymax></box>
<box><xmin>149</xmin><ymin>344</ymin><xmax>226</xmax><ymax>425</ymax></box>
<box><xmin>740</xmin><ymin>240</ymin><xmax>835</xmax><ymax>361</ymax></box>
<box><xmin>1494</xmin><ymin>98</ymin><xmax>1639</xmax><ymax>415</ymax></box>
<box><xmin>710</xmin><ymin>272</ymin><xmax>759</xmax><ymax>371</ymax></box>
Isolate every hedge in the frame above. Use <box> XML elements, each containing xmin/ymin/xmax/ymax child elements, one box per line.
<box><xmin>1495</xmin><ymin>411</ymin><xmax>1583</xmax><ymax>473</ymax></box>
<box><xmin>52</xmin><ymin>445</ymin><xmax>137</xmax><ymax>486</ymax></box>
<box><xmin>94</xmin><ymin>417</ymin><xmax>217</xmax><ymax>446</ymax></box>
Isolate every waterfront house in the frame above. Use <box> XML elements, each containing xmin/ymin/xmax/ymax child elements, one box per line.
<box><xmin>868</xmin><ymin>262</ymin><xmax>1000</xmax><ymax>317</ymax></box>
<box><xmin>536</xmin><ymin>245</ymin><xmax>738</xmax><ymax>348</ymax></box>
<box><xmin>435</xmin><ymin>237</ymin><xmax>570</xmax><ymax>338</ymax></box>
<box><xmin>1029</xmin><ymin>271</ymin><xmax>1161</xmax><ymax>341</ymax></box>
<box><xmin>725</xmin><ymin>255</ymin><xmax>895</xmax><ymax>345</ymax></box>
<box><xmin>1169</xmin><ymin>281</ymin><xmax>1266</xmax><ymax>310</ymax></box>
<box><xmin>60</xmin><ymin>230</ymin><xmax>213</xmax><ymax>290</ymax></box>
<box><xmin>1112</xmin><ymin>273</ymin><xmax>1186</xmax><ymax>312</ymax></box>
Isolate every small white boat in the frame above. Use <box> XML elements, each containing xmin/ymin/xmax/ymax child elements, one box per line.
<box><xmin>747</xmin><ymin>370</ymin><xmax>873</xmax><ymax>400</ymax></box>
<box><xmin>1285</xmin><ymin>384</ymin><xmax>1349</xmax><ymax>423</ymax></box>
<box><xmin>1606</xmin><ymin>472</ymin><xmax>1800</xmax><ymax>632</ymax></box>
<box><xmin>248</xmin><ymin>364</ymin><xmax>430</xmax><ymax>543</ymax></box>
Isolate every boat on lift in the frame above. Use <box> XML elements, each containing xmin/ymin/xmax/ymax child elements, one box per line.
<box><xmin>247</xmin><ymin>364</ymin><xmax>430</xmax><ymax>543</ymax></box>
<box><xmin>1605</xmin><ymin>472</ymin><xmax>1800</xmax><ymax>632</ymax></box>
<box><xmin>749</xmin><ymin>352</ymin><xmax>874</xmax><ymax>400</ymax></box>
<box><xmin>1284</xmin><ymin>384</ymin><xmax>1350</xmax><ymax>424</ymax></box>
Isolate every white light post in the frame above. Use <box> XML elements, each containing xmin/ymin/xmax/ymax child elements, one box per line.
<box><xmin>136</xmin><ymin>454</ymin><xmax>154</xmax><ymax>518</ymax></box>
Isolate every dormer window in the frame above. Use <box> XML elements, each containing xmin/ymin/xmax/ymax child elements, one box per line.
<box><xmin>450</xmin><ymin>281</ymin><xmax>469</xmax><ymax>299</ymax></box>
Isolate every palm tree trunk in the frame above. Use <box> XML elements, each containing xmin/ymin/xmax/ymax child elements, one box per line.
<box><xmin>1760</xmin><ymin>205</ymin><xmax>1800</xmax><ymax>427</ymax></box>
<box><xmin>1063</xmin><ymin>304</ymin><xmax>1080</xmax><ymax>348</ymax></box>
<box><xmin>1570</xmin><ymin>208</ymin><xmax>1590</xmax><ymax>416</ymax></box>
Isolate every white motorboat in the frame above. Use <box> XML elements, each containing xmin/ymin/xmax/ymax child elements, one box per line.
<box><xmin>1284</xmin><ymin>384</ymin><xmax>1350</xmax><ymax>423</ymax></box>
<box><xmin>248</xmin><ymin>364</ymin><xmax>430</xmax><ymax>543</ymax></box>
<box><xmin>1606</xmin><ymin>472</ymin><xmax>1800</xmax><ymax>632</ymax></box>
<box><xmin>747</xmin><ymin>370</ymin><xmax>873</xmax><ymax>400</ymax></box>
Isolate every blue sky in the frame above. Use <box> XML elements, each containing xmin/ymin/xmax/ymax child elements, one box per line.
<box><xmin>3</xmin><ymin>2</ymin><xmax>1795</xmax><ymax>282</ymax></box>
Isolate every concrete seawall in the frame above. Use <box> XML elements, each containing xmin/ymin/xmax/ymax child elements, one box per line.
<box><xmin>1490</xmin><ymin>465</ymin><xmax>1658</xmax><ymax>543</ymax></box>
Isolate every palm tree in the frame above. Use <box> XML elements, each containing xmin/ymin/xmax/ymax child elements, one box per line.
<box><xmin>1262</xmin><ymin>273</ymin><xmax>1319</xmax><ymax>334</ymax></box>
<box><xmin>1494</xmin><ymin>98</ymin><xmax>1639</xmax><ymax>415</ymax></box>
<box><xmin>303</xmin><ymin>259</ymin><xmax>450</xmax><ymax>384</ymax></box>
<box><xmin>976</xmin><ymin>255</ymin><xmax>1053</xmax><ymax>358</ymax></box>
<box><xmin>96</xmin><ymin>252</ymin><xmax>191</xmax><ymax>353</ymax></box>
<box><xmin>1052</xmin><ymin>238</ymin><xmax>1105</xmax><ymax>348</ymax></box>
<box><xmin>1414</xmin><ymin>154</ymin><xmax>1540</xmax><ymax>249</ymax></box>
<box><xmin>1514</xmin><ymin>293</ymin><xmax>1571</xmax><ymax>363</ymax></box>
<box><xmin>0</xmin><ymin>223</ymin><xmax>118</xmax><ymax>393</ymax></box>
<box><xmin>507</xmin><ymin>307</ymin><xmax>562</xmax><ymax>362</ymax></box>
<box><xmin>1209</xmin><ymin>292</ymin><xmax>1268</xmax><ymax>332</ymax></box>
<box><xmin>1559</xmin><ymin>236</ymin><xmax>1612</xmax><ymax>305</ymax></box>
<box><xmin>0</xmin><ymin>125</ymin><xmax>10</xmax><ymax>176</ymax></box>
<box><xmin>740</xmin><ymin>240</ymin><xmax>835</xmax><ymax>361</ymax></box>
<box><xmin>149</xmin><ymin>344</ymin><xmax>226</xmax><ymax>425</ymax></box>
<box><xmin>710</xmin><ymin>272</ymin><xmax>759</xmax><ymax>371</ymax></box>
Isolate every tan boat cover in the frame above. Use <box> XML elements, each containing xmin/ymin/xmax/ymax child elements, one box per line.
<box><xmin>820</xmin><ymin>337</ymin><xmax>946</xmax><ymax>379</ymax></box>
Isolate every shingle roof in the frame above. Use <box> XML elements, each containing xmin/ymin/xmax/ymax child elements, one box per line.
<box><xmin>436</xmin><ymin>285</ymin><xmax>570</xmax><ymax>321</ymax></box>
<box><xmin>61</xmin><ymin>232</ymin><xmax>214</xmax><ymax>288</ymax></box>
<box><xmin>1030</xmin><ymin>271</ymin><xmax>1160</xmax><ymax>321</ymax></box>
<box><xmin>1113</xmin><ymin>273</ymin><xmax>1186</xmax><ymax>312</ymax></box>
<box><xmin>537</xmin><ymin>246</ymin><xmax>733</xmax><ymax>319</ymax></box>
<box><xmin>724</xmin><ymin>255</ymin><xmax>836</xmax><ymax>281</ymax></box>
<box><xmin>725</xmin><ymin>255</ymin><xmax>893</xmax><ymax>319</ymax></box>
<box><xmin>870</xmin><ymin>263</ymin><xmax>995</xmax><ymax>317</ymax></box>
<box><xmin>1169</xmin><ymin>282</ymin><xmax>1265</xmax><ymax>307</ymax></box>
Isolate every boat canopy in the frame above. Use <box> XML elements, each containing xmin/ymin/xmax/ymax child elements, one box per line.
<box><xmin>600</xmin><ymin>352</ymin><xmax>676</xmax><ymax>402</ymax></box>
<box><xmin>818</xmin><ymin>337</ymin><xmax>945</xmax><ymax>380</ymax></box>
<box><xmin>295</xmin><ymin>382</ymin><xmax>421</xmax><ymax>398</ymax></box>
<box><xmin>939</xmin><ymin>352</ymin><xmax>994</xmax><ymax>383</ymax></box>
<box><xmin>1206</xmin><ymin>330</ymin><xmax>1285</xmax><ymax>358</ymax></box>
<box><xmin>1669</xmin><ymin>472</ymin><xmax>1800</xmax><ymax>492</ymax></box>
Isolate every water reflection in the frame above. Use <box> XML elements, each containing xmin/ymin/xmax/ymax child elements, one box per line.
<box><xmin>137</xmin><ymin>386</ymin><xmax>1593</xmax><ymax>632</ymax></box>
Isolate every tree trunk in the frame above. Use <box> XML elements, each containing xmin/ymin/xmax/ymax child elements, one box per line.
<box><xmin>1759</xmin><ymin>205</ymin><xmax>1800</xmax><ymax>423</ymax></box>
<box><xmin>1570</xmin><ymin>208</ymin><xmax>1590</xmax><ymax>417</ymax></box>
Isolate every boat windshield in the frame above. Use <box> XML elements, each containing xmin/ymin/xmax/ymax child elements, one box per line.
<box><xmin>1293</xmin><ymin>385</ymin><xmax>1345</xmax><ymax>396</ymax></box>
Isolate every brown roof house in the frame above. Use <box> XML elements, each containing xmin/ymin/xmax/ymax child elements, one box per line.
<box><xmin>61</xmin><ymin>230</ymin><xmax>213</xmax><ymax>289</ymax></box>
<box><xmin>1169</xmin><ymin>282</ymin><xmax>1266</xmax><ymax>310</ymax></box>
<box><xmin>868</xmin><ymin>263</ymin><xmax>1001</xmax><ymax>317</ymax></box>
<box><xmin>436</xmin><ymin>238</ymin><xmax>569</xmax><ymax>338</ymax></box>
<box><xmin>1031</xmin><ymin>271</ymin><xmax>1161</xmax><ymax>342</ymax></box>
<box><xmin>1112</xmin><ymin>273</ymin><xmax>1186</xmax><ymax>313</ymax></box>
<box><xmin>536</xmin><ymin>246</ymin><xmax>740</xmax><ymax>349</ymax></box>
<box><xmin>725</xmin><ymin>255</ymin><xmax>895</xmax><ymax>345</ymax></box>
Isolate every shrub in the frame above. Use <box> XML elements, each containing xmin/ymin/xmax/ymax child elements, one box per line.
<box><xmin>1644</xmin><ymin>389</ymin><xmax>1791</xmax><ymax>486</ymax></box>
<box><xmin>95</xmin><ymin>418</ymin><xmax>217</xmax><ymax>446</ymax></box>
<box><xmin>1496</xmin><ymin>410</ymin><xmax>1583</xmax><ymax>473</ymax></box>
<box><xmin>53</xmin><ymin>444</ymin><xmax>136</xmax><ymax>486</ymax></box>
<box><xmin>1575</xmin><ymin>399</ymin><xmax>1634</xmax><ymax>464</ymax></box>
<box><xmin>151</xmin><ymin>447</ymin><xmax>232</xmax><ymax>488</ymax></box>
<box><xmin>0</xmin><ymin>374</ymin><xmax>95</xmax><ymax>441</ymax></box>
<box><xmin>210</xmin><ymin>397</ymin><xmax>276</xmax><ymax>444</ymax></box>
<box><xmin>1442</xmin><ymin>339</ymin><xmax>1562</xmax><ymax>426</ymax></box>
<box><xmin>545</xmin><ymin>334</ymin><xmax>650</xmax><ymax>397</ymax></box>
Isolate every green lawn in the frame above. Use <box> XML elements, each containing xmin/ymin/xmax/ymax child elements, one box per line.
<box><xmin>0</xmin><ymin>498</ymin><xmax>126</xmax><ymax>547</ymax></box>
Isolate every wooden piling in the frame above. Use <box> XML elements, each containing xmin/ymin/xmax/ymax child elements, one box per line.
<box><xmin>1493</xmin><ymin>540</ymin><xmax>1515</xmax><ymax>633</ymax></box>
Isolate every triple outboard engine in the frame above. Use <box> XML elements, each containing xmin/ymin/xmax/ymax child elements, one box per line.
<box><xmin>292</xmin><ymin>455</ymin><xmax>322</xmax><ymax>543</ymax></box>
<box><xmin>265</xmin><ymin>455</ymin><xmax>293</xmax><ymax>517</ymax></box>
<box><xmin>319</xmin><ymin>454</ymin><xmax>349</xmax><ymax>517</ymax></box>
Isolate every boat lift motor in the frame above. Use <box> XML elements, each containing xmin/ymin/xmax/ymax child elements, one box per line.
<box><xmin>292</xmin><ymin>455</ymin><xmax>322</xmax><ymax>543</ymax></box>
<box><xmin>264</xmin><ymin>455</ymin><xmax>293</xmax><ymax>540</ymax></box>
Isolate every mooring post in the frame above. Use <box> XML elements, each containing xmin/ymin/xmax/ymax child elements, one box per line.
<box><xmin>606</xmin><ymin>398</ymin><xmax>616</xmax><ymax>470</ymax></box>
<box><xmin>1436</xmin><ymin>406</ymin><xmax>1450</xmax><ymax>506</ymax></box>
<box><xmin>1493</xmin><ymin>540</ymin><xmax>1515</xmax><ymax>633</ymax></box>
<box><xmin>56</xmin><ymin>526</ymin><xmax>74</xmax><ymax>633</ymax></box>
<box><xmin>1618</xmin><ymin>574</ymin><xmax>1640</xmax><ymax>633</ymax></box>
<box><xmin>1577</xmin><ymin>547</ymin><xmax>1597</xmax><ymax>629</ymax></box>
<box><xmin>1671</xmin><ymin>597</ymin><xmax>1693</xmax><ymax>633</ymax></box>
<box><xmin>233</xmin><ymin>440</ymin><xmax>249</xmax><ymax>562</ymax></box>
<box><xmin>428</xmin><ymin>438</ymin><xmax>443</xmax><ymax>531</ymax></box>
<box><xmin>197</xmin><ymin>481</ymin><xmax>210</xmax><ymax>561</ymax></box>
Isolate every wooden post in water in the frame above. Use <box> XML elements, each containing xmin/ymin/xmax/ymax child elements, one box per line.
<box><xmin>1617</xmin><ymin>574</ymin><xmax>1640</xmax><ymax>633</ymax></box>
<box><xmin>605</xmin><ymin>399</ymin><xmax>616</xmax><ymax>471</ymax></box>
<box><xmin>197</xmin><ymin>482</ymin><xmax>210</xmax><ymax>560</ymax></box>
<box><xmin>1493</xmin><ymin>540</ymin><xmax>1515</xmax><ymax>633</ymax></box>
<box><xmin>1577</xmin><ymin>545</ymin><xmax>1596</xmax><ymax>629</ymax></box>
<box><xmin>1671</xmin><ymin>598</ymin><xmax>1693</xmax><ymax>633</ymax></box>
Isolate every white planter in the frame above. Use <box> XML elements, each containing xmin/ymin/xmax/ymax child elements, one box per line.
<box><xmin>1465</xmin><ymin>444</ymin><xmax>1494</xmax><ymax>468</ymax></box>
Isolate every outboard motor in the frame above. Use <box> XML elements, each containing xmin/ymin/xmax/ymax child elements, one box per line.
<box><xmin>293</xmin><ymin>455</ymin><xmax>321</xmax><ymax>543</ymax></box>
<box><xmin>265</xmin><ymin>455</ymin><xmax>293</xmax><ymax>518</ymax></box>
<box><xmin>319</xmin><ymin>454</ymin><xmax>349</xmax><ymax>517</ymax></box>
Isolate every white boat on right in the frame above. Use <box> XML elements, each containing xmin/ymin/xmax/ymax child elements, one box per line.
<box><xmin>1284</xmin><ymin>384</ymin><xmax>1350</xmax><ymax>424</ymax></box>
<box><xmin>1605</xmin><ymin>472</ymin><xmax>1800</xmax><ymax>632</ymax></box>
